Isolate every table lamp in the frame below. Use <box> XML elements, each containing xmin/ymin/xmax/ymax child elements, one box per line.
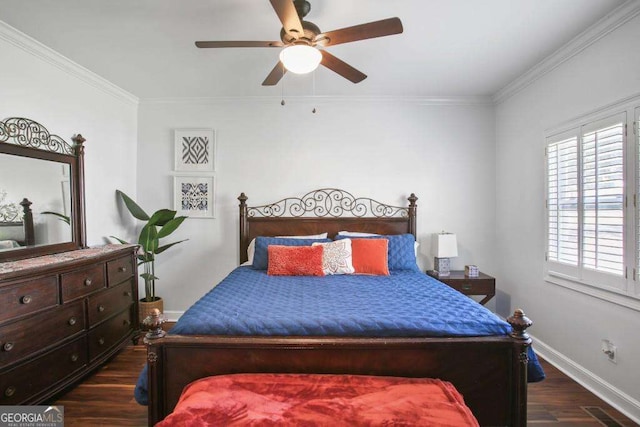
<box><xmin>433</xmin><ymin>232</ymin><xmax>458</xmax><ymax>276</ymax></box>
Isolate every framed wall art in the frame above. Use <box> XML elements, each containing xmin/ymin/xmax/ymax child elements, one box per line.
<box><xmin>174</xmin><ymin>128</ymin><xmax>215</xmax><ymax>172</ymax></box>
<box><xmin>173</xmin><ymin>175</ymin><xmax>215</xmax><ymax>218</ymax></box>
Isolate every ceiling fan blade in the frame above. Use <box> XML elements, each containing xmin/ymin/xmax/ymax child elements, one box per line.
<box><xmin>195</xmin><ymin>41</ymin><xmax>284</xmax><ymax>48</ymax></box>
<box><xmin>269</xmin><ymin>0</ymin><xmax>304</xmax><ymax>40</ymax></box>
<box><xmin>320</xmin><ymin>50</ymin><xmax>366</xmax><ymax>84</ymax></box>
<box><xmin>262</xmin><ymin>61</ymin><xmax>287</xmax><ymax>86</ymax></box>
<box><xmin>315</xmin><ymin>17</ymin><xmax>403</xmax><ymax>47</ymax></box>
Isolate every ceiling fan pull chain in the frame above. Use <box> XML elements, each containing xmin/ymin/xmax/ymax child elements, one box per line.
<box><xmin>281</xmin><ymin>63</ymin><xmax>286</xmax><ymax>106</ymax></box>
<box><xmin>312</xmin><ymin>69</ymin><xmax>317</xmax><ymax>114</ymax></box>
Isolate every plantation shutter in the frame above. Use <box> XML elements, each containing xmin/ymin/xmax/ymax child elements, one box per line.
<box><xmin>581</xmin><ymin>116</ymin><xmax>625</xmax><ymax>276</ymax></box>
<box><xmin>547</xmin><ymin>133</ymin><xmax>579</xmax><ymax>266</ymax></box>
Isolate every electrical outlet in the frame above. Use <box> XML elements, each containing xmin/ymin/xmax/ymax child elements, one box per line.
<box><xmin>601</xmin><ymin>339</ymin><xmax>617</xmax><ymax>364</ymax></box>
<box><xmin>608</xmin><ymin>344</ymin><xmax>618</xmax><ymax>364</ymax></box>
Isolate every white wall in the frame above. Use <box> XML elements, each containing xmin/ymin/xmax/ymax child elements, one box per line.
<box><xmin>495</xmin><ymin>13</ymin><xmax>640</xmax><ymax>421</ymax></box>
<box><xmin>0</xmin><ymin>22</ymin><xmax>138</xmax><ymax>246</ymax></box>
<box><xmin>137</xmin><ymin>97</ymin><xmax>497</xmax><ymax>314</ymax></box>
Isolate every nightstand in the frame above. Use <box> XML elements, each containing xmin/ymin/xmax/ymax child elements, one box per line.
<box><xmin>426</xmin><ymin>270</ymin><xmax>495</xmax><ymax>305</ymax></box>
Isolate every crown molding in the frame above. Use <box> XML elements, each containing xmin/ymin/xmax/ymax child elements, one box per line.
<box><xmin>493</xmin><ymin>0</ymin><xmax>640</xmax><ymax>104</ymax></box>
<box><xmin>0</xmin><ymin>20</ymin><xmax>139</xmax><ymax>106</ymax></box>
<box><xmin>140</xmin><ymin>95</ymin><xmax>493</xmax><ymax>106</ymax></box>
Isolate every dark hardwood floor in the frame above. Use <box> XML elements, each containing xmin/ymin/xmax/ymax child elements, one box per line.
<box><xmin>51</xmin><ymin>344</ymin><xmax>637</xmax><ymax>426</ymax></box>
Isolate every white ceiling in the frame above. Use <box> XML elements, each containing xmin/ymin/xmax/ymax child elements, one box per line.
<box><xmin>0</xmin><ymin>0</ymin><xmax>626</xmax><ymax>99</ymax></box>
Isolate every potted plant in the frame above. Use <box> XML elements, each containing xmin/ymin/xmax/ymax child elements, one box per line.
<box><xmin>112</xmin><ymin>190</ymin><xmax>187</xmax><ymax>324</ymax></box>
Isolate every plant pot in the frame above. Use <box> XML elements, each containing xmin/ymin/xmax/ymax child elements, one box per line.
<box><xmin>139</xmin><ymin>296</ymin><xmax>163</xmax><ymax>327</ymax></box>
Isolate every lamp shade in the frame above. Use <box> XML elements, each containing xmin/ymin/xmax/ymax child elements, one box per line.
<box><xmin>279</xmin><ymin>45</ymin><xmax>322</xmax><ymax>74</ymax></box>
<box><xmin>433</xmin><ymin>233</ymin><xmax>458</xmax><ymax>258</ymax></box>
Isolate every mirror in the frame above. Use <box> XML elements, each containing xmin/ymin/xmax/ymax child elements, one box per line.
<box><xmin>0</xmin><ymin>117</ymin><xmax>86</xmax><ymax>262</ymax></box>
<box><xmin>0</xmin><ymin>155</ymin><xmax>73</xmax><ymax>250</ymax></box>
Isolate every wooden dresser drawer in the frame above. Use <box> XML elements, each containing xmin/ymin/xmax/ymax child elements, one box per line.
<box><xmin>0</xmin><ymin>336</ymin><xmax>87</xmax><ymax>405</ymax></box>
<box><xmin>0</xmin><ymin>276</ymin><xmax>58</xmax><ymax>324</ymax></box>
<box><xmin>61</xmin><ymin>263</ymin><xmax>105</xmax><ymax>302</ymax></box>
<box><xmin>87</xmin><ymin>279</ymin><xmax>134</xmax><ymax>327</ymax></box>
<box><xmin>88</xmin><ymin>308</ymin><xmax>133</xmax><ymax>361</ymax></box>
<box><xmin>0</xmin><ymin>301</ymin><xmax>85</xmax><ymax>369</ymax></box>
<box><xmin>107</xmin><ymin>255</ymin><xmax>134</xmax><ymax>286</ymax></box>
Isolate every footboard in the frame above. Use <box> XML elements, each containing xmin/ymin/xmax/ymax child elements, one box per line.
<box><xmin>148</xmin><ymin>312</ymin><xmax>532</xmax><ymax>427</ymax></box>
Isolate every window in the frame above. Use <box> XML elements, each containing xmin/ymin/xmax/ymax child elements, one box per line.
<box><xmin>545</xmin><ymin>110</ymin><xmax>631</xmax><ymax>297</ymax></box>
<box><xmin>547</xmin><ymin>133</ymin><xmax>579</xmax><ymax>266</ymax></box>
<box><xmin>581</xmin><ymin>120</ymin><xmax>625</xmax><ymax>276</ymax></box>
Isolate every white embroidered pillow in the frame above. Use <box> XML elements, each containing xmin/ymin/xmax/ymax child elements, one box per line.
<box><xmin>312</xmin><ymin>239</ymin><xmax>355</xmax><ymax>275</ymax></box>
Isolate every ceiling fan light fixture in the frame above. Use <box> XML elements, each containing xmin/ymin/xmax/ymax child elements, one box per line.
<box><xmin>279</xmin><ymin>45</ymin><xmax>322</xmax><ymax>74</ymax></box>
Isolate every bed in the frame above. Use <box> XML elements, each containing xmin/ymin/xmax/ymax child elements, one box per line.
<box><xmin>141</xmin><ymin>188</ymin><xmax>537</xmax><ymax>426</ymax></box>
<box><xmin>0</xmin><ymin>197</ymin><xmax>35</xmax><ymax>249</ymax></box>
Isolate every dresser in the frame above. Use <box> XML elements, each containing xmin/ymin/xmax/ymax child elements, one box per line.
<box><xmin>0</xmin><ymin>244</ymin><xmax>139</xmax><ymax>405</ymax></box>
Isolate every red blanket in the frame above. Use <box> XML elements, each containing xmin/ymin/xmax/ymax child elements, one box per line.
<box><xmin>157</xmin><ymin>373</ymin><xmax>479</xmax><ymax>426</ymax></box>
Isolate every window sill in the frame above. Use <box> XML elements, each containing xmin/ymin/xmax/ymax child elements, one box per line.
<box><xmin>544</xmin><ymin>273</ymin><xmax>640</xmax><ymax>312</ymax></box>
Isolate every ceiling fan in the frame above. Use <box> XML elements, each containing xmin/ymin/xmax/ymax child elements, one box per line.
<box><xmin>195</xmin><ymin>0</ymin><xmax>403</xmax><ymax>86</ymax></box>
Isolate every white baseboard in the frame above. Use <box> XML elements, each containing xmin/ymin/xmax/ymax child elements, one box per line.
<box><xmin>162</xmin><ymin>310</ymin><xmax>184</xmax><ymax>323</ymax></box>
<box><xmin>532</xmin><ymin>334</ymin><xmax>640</xmax><ymax>424</ymax></box>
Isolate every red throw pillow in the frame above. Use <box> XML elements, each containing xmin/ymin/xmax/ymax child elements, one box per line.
<box><xmin>267</xmin><ymin>245</ymin><xmax>325</xmax><ymax>276</ymax></box>
<box><xmin>350</xmin><ymin>239</ymin><xmax>389</xmax><ymax>275</ymax></box>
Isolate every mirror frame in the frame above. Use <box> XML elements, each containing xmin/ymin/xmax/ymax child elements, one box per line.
<box><xmin>0</xmin><ymin>117</ymin><xmax>86</xmax><ymax>262</ymax></box>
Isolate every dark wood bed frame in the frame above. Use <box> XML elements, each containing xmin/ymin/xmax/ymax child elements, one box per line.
<box><xmin>147</xmin><ymin>189</ymin><xmax>532</xmax><ymax>426</ymax></box>
<box><xmin>0</xmin><ymin>198</ymin><xmax>35</xmax><ymax>247</ymax></box>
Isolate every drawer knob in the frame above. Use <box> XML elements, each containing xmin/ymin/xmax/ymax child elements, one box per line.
<box><xmin>3</xmin><ymin>342</ymin><xmax>14</xmax><ymax>352</ymax></box>
<box><xmin>462</xmin><ymin>284</ymin><xmax>472</xmax><ymax>291</ymax></box>
<box><xmin>70</xmin><ymin>353</ymin><xmax>79</xmax><ymax>363</ymax></box>
<box><xmin>68</xmin><ymin>317</ymin><xmax>77</xmax><ymax>326</ymax></box>
<box><xmin>98</xmin><ymin>337</ymin><xmax>105</xmax><ymax>346</ymax></box>
<box><xmin>98</xmin><ymin>305</ymin><xmax>105</xmax><ymax>312</ymax></box>
<box><xmin>4</xmin><ymin>386</ymin><xmax>16</xmax><ymax>397</ymax></box>
<box><xmin>124</xmin><ymin>291</ymin><xmax>132</xmax><ymax>297</ymax></box>
<box><xmin>118</xmin><ymin>266</ymin><xmax>127</xmax><ymax>273</ymax></box>
<box><xmin>84</xmin><ymin>278</ymin><xmax>93</xmax><ymax>286</ymax></box>
<box><xmin>123</xmin><ymin>319</ymin><xmax>131</xmax><ymax>327</ymax></box>
<box><xmin>20</xmin><ymin>295</ymin><xmax>32</xmax><ymax>304</ymax></box>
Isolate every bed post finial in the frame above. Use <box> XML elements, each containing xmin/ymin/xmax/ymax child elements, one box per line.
<box><xmin>507</xmin><ymin>308</ymin><xmax>532</xmax><ymax>425</ymax></box>
<box><xmin>20</xmin><ymin>198</ymin><xmax>35</xmax><ymax>246</ymax></box>
<box><xmin>507</xmin><ymin>309</ymin><xmax>532</xmax><ymax>341</ymax></box>
<box><xmin>238</xmin><ymin>193</ymin><xmax>248</xmax><ymax>264</ymax></box>
<box><xmin>408</xmin><ymin>193</ymin><xmax>418</xmax><ymax>237</ymax></box>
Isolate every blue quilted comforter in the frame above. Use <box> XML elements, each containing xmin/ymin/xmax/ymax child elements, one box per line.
<box><xmin>173</xmin><ymin>267</ymin><xmax>511</xmax><ymax>337</ymax></box>
<box><xmin>135</xmin><ymin>267</ymin><xmax>543</xmax><ymax>404</ymax></box>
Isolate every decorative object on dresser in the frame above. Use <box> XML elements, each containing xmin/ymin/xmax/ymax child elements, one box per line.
<box><xmin>113</xmin><ymin>190</ymin><xmax>187</xmax><ymax>324</ymax></box>
<box><xmin>432</xmin><ymin>232</ymin><xmax>458</xmax><ymax>276</ymax></box>
<box><xmin>426</xmin><ymin>270</ymin><xmax>496</xmax><ymax>306</ymax></box>
<box><xmin>0</xmin><ymin>116</ymin><xmax>139</xmax><ymax>405</ymax></box>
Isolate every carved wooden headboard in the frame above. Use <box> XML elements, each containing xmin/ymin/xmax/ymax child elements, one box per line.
<box><xmin>238</xmin><ymin>188</ymin><xmax>418</xmax><ymax>264</ymax></box>
<box><xmin>0</xmin><ymin>198</ymin><xmax>35</xmax><ymax>247</ymax></box>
